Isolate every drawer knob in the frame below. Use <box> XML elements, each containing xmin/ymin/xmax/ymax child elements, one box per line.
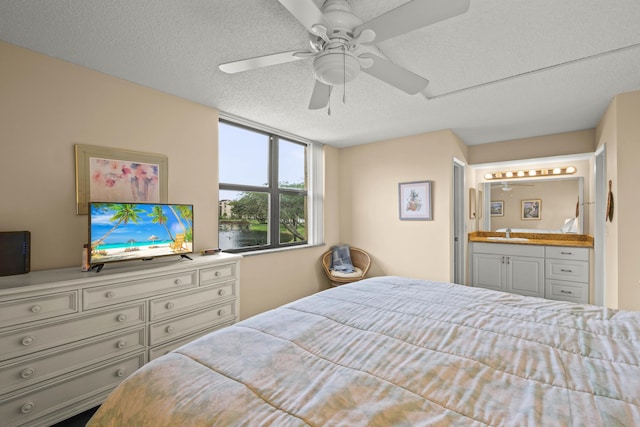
<box><xmin>560</xmin><ymin>290</ymin><xmax>573</xmax><ymax>294</ymax></box>
<box><xmin>166</xmin><ymin>325</ymin><xmax>175</xmax><ymax>333</ymax></box>
<box><xmin>215</xmin><ymin>271</ymin><xmax>222</xmax><ymax>277</ymax></box>
<box><xmin>116</xmin><ymin>368</ymin><xmax>127</xmax><ymax>377</ymax></box>
<box><xmin>20</xmin><ymin>402</ymin><xmax>35</xmax><ymax>414</ymax></box>
<box><xmin>117</xmin><ymin>340</ymin><xmax>127</xmax><ymax>349</ymax></box>
<box><xmin>560</xmin><ymin>269</ymin><xmax>573</xmax><ymax>273</ymax></box>
<box><xmin>218</xmin><ymin>289</ymin><xmax>226</xmax><ymax>296</ymax></box>
<box><xmin>106</xmin><ymin>291</ymin><xmax>116</xmax><ymax>298</ymax></box>
<box><xmin>21</xmin><ymin>336</ymin><xmax>35</xmax><ymax>346</ymax></box>
<box><xmin>217</xmin><ymin>309</ymin><xmax>226</xmax><ymax>316</ymax></box>
<box><xmin>30</xmin><ymin>305</ymin><xmax>41</xmax><ymax>313</ymax></box>
<box><xmin>166</xmin><ymin>302</ymin><xmax>175</xmax><ymax>310</ymax></box>
<box><xmin>21</xmin><ymin>368</ymin><xmax>35</xmax><ymax>379</ymax></box>
<box><xmin>174</xmin><ymin>278</ymin><xmax>183</xmax><ymax>286</ymax></box>
<box><xmin>117</xmin><ymin>314</ymin><xmax>127</xmax><ymax>322</ymax></box>
<box><xmin>561</xmin><ymin>251</ymin><xmax>573</xmax><ymax>255</ymax></box>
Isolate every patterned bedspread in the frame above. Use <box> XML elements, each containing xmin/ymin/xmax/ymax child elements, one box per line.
<box><xmin>88</xmin><ymin>276</ymin><xmax>640</xmax><ymax>426</ymax></box>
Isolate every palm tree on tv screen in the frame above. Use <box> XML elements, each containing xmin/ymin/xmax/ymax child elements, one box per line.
<box><xmin>148</xmin><ymin>205</ymin><xmax>174</xmax><ymax>242</ymax></box>
<box><xmin>92</xmin><ymin>203</ymin><xmax>145</xmax><ymax>247</ymax></box>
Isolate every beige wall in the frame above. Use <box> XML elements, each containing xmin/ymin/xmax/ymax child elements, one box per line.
<box><xmin>468</xmin><ymin>129</ymin><xmax>595</xmax><ymax>164</ymax></box>
<box><xmin>338</xmin><ymin>130</ymin><xmax>469</xmax><ymax>283</ymax></box>
<box><xmin>0</xmin><ymin>42</ymin><xmax>334</xmax><ymax>320</ymax></box>
<box><xmin>596</xmin><ymin>90</ymin><xmax>640</xmax><ymax>311</ymax></box>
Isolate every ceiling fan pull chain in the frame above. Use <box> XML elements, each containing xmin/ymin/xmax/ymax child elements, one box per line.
<box><xmin>342</xmin><ymin>45</ymin><xmax>347</xmax><ymax>104</ymax></box>
<box><xmin>327</xmin><ymin>86</ymin><xmax>332</xmax><ymax>116</ymax></box>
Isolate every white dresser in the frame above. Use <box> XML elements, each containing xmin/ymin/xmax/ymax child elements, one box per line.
<box><xmin>0</xmin><ymin>253</ymin><xmax>241</xmax><ymax>427</ymax></box>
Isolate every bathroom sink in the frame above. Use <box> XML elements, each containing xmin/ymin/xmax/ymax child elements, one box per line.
<box><xmin>486</xmin><ymin>237</ymin><xmax>529</xmax><ymax>242</ymax></box>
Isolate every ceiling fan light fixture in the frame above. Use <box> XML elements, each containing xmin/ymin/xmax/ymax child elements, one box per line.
<box><xmin>313</xmin><ymin>51</ymin><xmax>360</xmax><ymax>85</ymax></box>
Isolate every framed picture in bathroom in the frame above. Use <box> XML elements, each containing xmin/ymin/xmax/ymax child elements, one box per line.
<box><xmin>521</xmin><ymin>199</ymin><xmax>541</xmax><ymax>220</ymax></box>
<box><xmin>490</xmin><ymin>201</ymin><xmax>504</xmax><ymax>217</ymax></box>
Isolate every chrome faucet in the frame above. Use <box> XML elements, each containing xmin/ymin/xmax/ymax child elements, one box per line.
<box><xmin>505</xmin><ymin>228</ymin><xmax>512</xmax><ymax>239</ymax></box>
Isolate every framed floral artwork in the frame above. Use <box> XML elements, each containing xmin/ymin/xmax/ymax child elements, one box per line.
<box><xmin>75</xmin><ymin>144</ymin><xmax>168</xmax><ymax>214</ymax></box>
<box><xmin>399</xmin><ymin>181</ymin><xmax>433</xmax><ymax>220</ymax></box>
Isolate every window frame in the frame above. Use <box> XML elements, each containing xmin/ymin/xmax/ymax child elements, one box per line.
<box><xmin>218</xmin><ymin>119</ymin><xmax>318</xmax><ymax>253</ymax></box>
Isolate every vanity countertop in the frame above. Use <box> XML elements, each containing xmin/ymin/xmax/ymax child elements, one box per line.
<box><xmin>468</xmin><ymin>231</ymin><xmax>594</xmax><ymax>248</ymax></box>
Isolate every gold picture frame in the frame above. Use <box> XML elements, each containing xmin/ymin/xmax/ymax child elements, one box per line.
<box><xmin>521</xmin><ymin>199</ymin><xmax>541</xmax><ymax>220</ymax></box>
<box><xmin>75</xmin><ymin>144</ymin><xmax>168</xmax><ymax>214</ymax></box>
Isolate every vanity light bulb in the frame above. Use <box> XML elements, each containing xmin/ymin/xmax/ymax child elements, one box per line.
<box><xmin>566</xmin><ymin>166</ymin><xmax>576</xmax><ymax>173</ymax></box>
<box><xmin>506</xmin><ymin>172</ymin><xmax>513</xmax><ymax>178</ymax></box>
<box><xmin>553</xmin><ymin>168</ymin><xmax>561</xmax><ymax>174</ymax></box>
<box><xmin>528</xmin><ymin>170</ymin><xmax>537</xmax><ymax>176</ymax></box>
<box><xmin>517</xmin><ymin>171</ymin><xmax>525</xmax><ymax>177</ymax></box>
<box><xmin>484</xmin><ymin>173</ymin><xmax>493</xmax><ymax>180</ymax></box>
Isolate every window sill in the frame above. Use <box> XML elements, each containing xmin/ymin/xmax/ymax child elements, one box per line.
<box><xmin>224</xmin><ymin>243</ymin><xmax>326</xmax><ymax>257</ymax></box>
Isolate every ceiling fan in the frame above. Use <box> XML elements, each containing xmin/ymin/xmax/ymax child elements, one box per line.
<box><xmin>492</xmin><ymin>182</ymin><xmax>534</xmax><ymax>192</ymax></box>
<box><xmin>218</xmin><ymin>0</ymin><xmax>470</xmax><ymax>111</ymax></box>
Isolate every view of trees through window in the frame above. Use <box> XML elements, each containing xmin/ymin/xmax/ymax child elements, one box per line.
<box><xmin>218</xmin><ymin>121</ymin><xmax>307</xmax><ymax>252</ymax></box>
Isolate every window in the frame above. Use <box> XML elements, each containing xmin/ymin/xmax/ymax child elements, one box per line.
<box><xmin>218</xmin><ymin>119</ymin><xmax>321</xmax><ymax>252</ymax></box>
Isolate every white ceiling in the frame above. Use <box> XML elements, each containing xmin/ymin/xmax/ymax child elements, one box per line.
<box><xmin>1</xmin><ymin>0</ymin><xmax>639</xmax><ymax>148</ymax></box>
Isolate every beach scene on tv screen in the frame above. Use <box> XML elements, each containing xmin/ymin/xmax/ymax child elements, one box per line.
<box><xmin>90</xmin><ymin>203</ymin><xmax>193</xmax><ymax>264</ymax></box>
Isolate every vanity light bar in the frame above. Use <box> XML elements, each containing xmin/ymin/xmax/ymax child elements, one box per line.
<box><xmin>484</xmin><ymin>166</ymin><xmax>576</xmax><ymax>180</ymax></box>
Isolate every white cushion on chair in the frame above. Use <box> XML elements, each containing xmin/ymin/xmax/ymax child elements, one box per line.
<box><xmin>330</xmin><ymin>267</ymin><xmax>363</xmax><ymax>279</ymax></box>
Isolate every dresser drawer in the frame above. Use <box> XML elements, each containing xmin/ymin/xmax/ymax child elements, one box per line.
<box><xmin>545</xmin><ymin>279</ymin><xmax>589</xmax><ymax>304</ymax></box>
<box><xmin>200</xmin><ymin>263</ymin><xmax>237</xmax><ymax>286</ymax></box>
<box><xmin>149</xmin><ymin>281</ymin><xmax>236</xmax><ymax>322</ymax></box>
<box><xmin>148</xmin><ymin>321</ymin><xmax>233</xmax><ymax>361</ymax></box>
<box><xmin>545</xmin><ymin>259</ymin><xmax>589</xmax><ymax>283</ymax></box>
<box><xmin>0</xmin><ymin>303</ymin><xmax>145</xmax><ymax>361</ymax></box>
<box><xmin>0</xmin><ymin>327</ymin><xmax>145</xmax><ymax>396</ymax></box>
<box><xmin>0</xmin><ymin>292</ymin><xmax>78</xmax><ymax>329</ymax></box>
<box><xmin>149</xmin><ymin>302</ymin><xmax>236</xmax><ymax>346</ymax></box>
<box><xmin>83</xmin><ymin>271</ymin><xmax>197</xmax><ymax>310</ymax></box>
<box><xmin>545</xmin><ymin>246</ymin><xmax>589</xmax><ymax>261</ymax></box>
<box><xmin>1</xmin><ymin>353</ymin><xmax>144</xmax><ymax>427</ymax></box>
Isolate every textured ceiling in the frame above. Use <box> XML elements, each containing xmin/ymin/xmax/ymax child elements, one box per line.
<box><xmin>1</xmin><ymin>0</ymin><xmax>639</xmax><ymax>148</ymax></box>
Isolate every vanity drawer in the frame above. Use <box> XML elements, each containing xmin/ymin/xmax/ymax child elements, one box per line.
<box><xmin>0</xmin><ymin>291</ymin><xmax>78</xmax><ymax>328</ymax></box>
<box><xmin>545</xmin><ymin>279</ymin><xmax>588</xmax><ymax>304</ymax></box>
<box><xmin>149</xmin><ymin>302</ymin><xmax>236</xmax><ymax>346</ymax></box>
<box><xmin>0</xmin><ymin>327</ymin><xmax>145</xmax><ymax>395</ymax></box>
<box><xmin>1</xmin><ymin>353</ymin><xmax>144</xmax><ymax>427</ymax></box>
<box><xmin>0</xmin><ymin>303</ymin><xmax>145</xmax><ymax>361</ymax></box>
<box><xmin>149</xmin><ymin>281</ymin><xmax>236</xmax><ymax>321</ymax></box>
<box><xmin>83</xmin><ymin>271</ymin><xmax>197</xmax><ymax>309</ymax></box>
<box><xmin>200</xmin><ymin>263</ymin><xmax>237</xmax><ymax>286</ymax></box>
<box><xmin>545</xmin><ymin>259</ymin><xmax>588</xmax><ymax>283</ymax></box>
<box><xmin>148</xmin><ymin>321</ymin><xmax>233</xmax><ymax>361</ymax></box>
<box><xmin>545</xmin><ymin>246</ymin><xmax>589</xmax><ymax>261</ymax></box>
<box><xmin>472</xmin><ymin>243</ymin><xmax>544</xmax><ymax>257</ymax></box>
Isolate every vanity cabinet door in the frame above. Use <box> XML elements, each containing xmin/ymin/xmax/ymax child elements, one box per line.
<box><xmin>472</xmin><ymin>253</ymin><xmax>507</xmax><ymax>292</ymax></box>
<box><xmin>506</xmin><ymin>256</ymin><xmax>544</xmax><ymax>297</ymax></box>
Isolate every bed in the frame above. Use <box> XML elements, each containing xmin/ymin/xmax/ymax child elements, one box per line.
<box><xmin>88</xmin><ymin>276</ymin><xmax>640</xmax><ymax>426</ymax></box>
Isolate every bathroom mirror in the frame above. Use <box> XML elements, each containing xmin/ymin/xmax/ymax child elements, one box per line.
<box><xmin>481</xmin><ymin>177</ymin><xmax>584</xmax><ymax>233</ymax></box>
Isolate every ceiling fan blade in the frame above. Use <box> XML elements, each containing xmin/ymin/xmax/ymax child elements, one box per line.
<box><xmin>359</xmin><ymin>53</ymin><xmax>429</xmax><ymax>95</ymax></box>
<box><xmin>219</xmin><ymin>50</ymin><xmax>311</xmax><ymax>74</ymax></box>
<box><xmin>308</xmin><ymin>79</ymin><xmax>331</xmax><ymax>110</ymax></box>
<box><xmin>279</xmin><ymin>0</ymin><xmax>329</xmax><ymax>34</ymax></box>
<box><xmin>355</xmin><ymin>0</ymin><xmax>470</xmax><ymax>45</ymax></box>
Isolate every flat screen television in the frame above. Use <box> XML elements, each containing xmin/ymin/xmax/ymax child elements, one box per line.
<box><xmin>89</xmin><ymin>202</ymin><xmax>193</xmax><ymax>269</ymax></box>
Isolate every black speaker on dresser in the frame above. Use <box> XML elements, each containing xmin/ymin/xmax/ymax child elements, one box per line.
<box><xmin>0</xmin><ymin>231</ymin><xmax>31</xmax><ymax>276</ymax></box>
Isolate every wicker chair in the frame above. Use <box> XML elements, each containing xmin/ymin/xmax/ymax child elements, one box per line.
<box><xmin>321</xmin><ymin>247</ymin><xmax>371</xmax><ymax>287</ymax></box>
